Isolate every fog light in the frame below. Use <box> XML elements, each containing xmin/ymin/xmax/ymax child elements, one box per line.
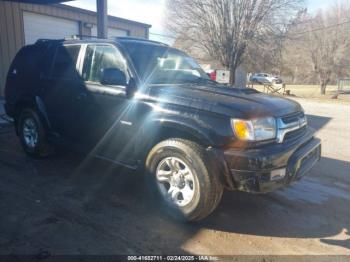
<box><xmin>270</xmin><ymin>168</ymin><xmax>286</xmax><ymax>181</ymax></box>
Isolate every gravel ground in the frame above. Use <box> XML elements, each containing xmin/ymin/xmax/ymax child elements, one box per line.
<box><xmin>0</xmin><ymin>98</ymin><xmax>349</xmax><ymax>256</ymax></box>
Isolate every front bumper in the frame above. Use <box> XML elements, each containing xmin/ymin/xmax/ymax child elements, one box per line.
<box><xmin>219</xmin><ymin>128</ymin><xmax>321</xmax><ymax>193</ymax></box>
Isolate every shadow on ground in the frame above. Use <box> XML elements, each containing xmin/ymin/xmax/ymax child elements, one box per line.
<box><xmin>306</xmin><ymin>114</ymin><xmax>331</xmax><ymax>131</ymax></box>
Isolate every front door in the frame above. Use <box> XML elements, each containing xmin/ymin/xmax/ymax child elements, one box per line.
<box><xmin>78</xmin><ymin>44</ymin><xmax>136</xmax><ymax>163</ymax></box>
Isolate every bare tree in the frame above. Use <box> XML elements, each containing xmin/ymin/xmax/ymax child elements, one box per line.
<box><xmin>167</xmin><ymin>0</ymin><xmax>304</xmax><ymax>85</ymax></box>
<box><xmin>245</xmin><ymin>9</ymin><xmax>308</xmax><ymax>78</ymax></box>
<box><xmin>310</xmin><ymin>10</ymin><xmax>350</xmax><ymax>94</ymax></box>
<box><xmin>283</xmin><ymin>2</ymin><xmax>350</xmax><ymax>94</ymax></box>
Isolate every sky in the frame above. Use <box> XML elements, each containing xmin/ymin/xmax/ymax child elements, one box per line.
<box><xmin>307</xmin><ymin>0</ymin><xmax>334</xmax><ymax>13</ymax></box>
<box><xmin>64</xmin><ymin>0</ymin><xmax>334</xmax><ymax>43</ymax></box>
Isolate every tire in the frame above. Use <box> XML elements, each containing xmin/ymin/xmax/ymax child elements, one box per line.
<box><xmin>17</xmin><ymin>108</ymin><xmax>52</xmax><ymax>157</ymax></box>
<box><xmin>145</xmin><ymin>138</ymin><xmax>223</xmax><ymax>221</ymax></box>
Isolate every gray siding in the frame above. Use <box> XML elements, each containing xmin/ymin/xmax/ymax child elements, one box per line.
<box><xmin>0</xmin><ymin>2</ymin><xmax>151</xmax><ymax>96</ymax></box>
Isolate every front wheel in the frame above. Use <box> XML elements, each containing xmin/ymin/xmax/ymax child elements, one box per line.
<box><xmin>145</xmin><ymin>139</ymin><xmax>223</xmax><ymax>221</ymax></box>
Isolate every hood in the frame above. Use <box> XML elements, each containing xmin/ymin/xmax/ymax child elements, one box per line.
<box><xmin>144</xmin><ymin>84</ymin><xmax>302</xmax><ymax>119</ymax></box>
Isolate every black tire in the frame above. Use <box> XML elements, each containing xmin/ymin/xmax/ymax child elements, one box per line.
<box><xmin>17</xmin><ymin>108</ymin><xmax>52</xmax><ymax>157</ymax></box>
<box><xmin>145</xmin><ymin>138</ymin><xmax>223</xmax><ymax>221</ymax></box>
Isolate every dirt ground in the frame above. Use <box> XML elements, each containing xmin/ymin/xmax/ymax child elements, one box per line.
<box><xmin>0</xmin><ymin>97</ymin><xmax>349</xmax><ymax>257</ymax></box>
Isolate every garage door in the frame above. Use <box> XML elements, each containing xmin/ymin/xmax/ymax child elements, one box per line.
<box><xmin>91</xmin><ymin>25</ymin><xmax>129</xmax><ymax>39</ymax></box>
<box><xmin>23</xmin><ymin>12</ymin><xmax>79</xmax><ymax>45</ymax></box>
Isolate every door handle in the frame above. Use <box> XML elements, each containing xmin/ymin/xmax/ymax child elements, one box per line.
<box><xmin>77</xmin><ymin>92</ymin><xmax>88</xmax><ymax>100</ymax></box>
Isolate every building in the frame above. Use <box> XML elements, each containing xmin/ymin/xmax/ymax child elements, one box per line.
<box><xmin>0</xmin><ymin>1</ymin><xmax>151</xmax><ymax>96</ymax></box>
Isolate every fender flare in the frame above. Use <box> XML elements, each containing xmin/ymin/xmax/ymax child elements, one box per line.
<box><xmin>34</xmin><ymin>96</ymin><xmax>52</xmax><ymax>130</ymax></box>
<box><xmin>136</xmin><ymin>116</ymin><xmax>217</xmax><ymax>155</ymax></box>
<box><xmin>137</xmin><ymin>117</ymin><xmax>235</xmax><ymax>189</ymax></box>
<box><xmin>153</xmin><ymin>118</ymin><xmax>214</xmax><ymax>144</ymax></box>
<box><xmin>14</xmin><ymin>96</ymin><xmax>51</xmax><ymax>134</ymax></box>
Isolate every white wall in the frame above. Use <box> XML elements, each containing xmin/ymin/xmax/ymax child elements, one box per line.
<box><xmin>23</xmin><ymin>12</ymin><xmax>79</xmax><ymax>44</ymax></box>
<box><xmin>91</xmin><ymin>25</ymin><xmax>129</xmax><ymax>39</ymax></box>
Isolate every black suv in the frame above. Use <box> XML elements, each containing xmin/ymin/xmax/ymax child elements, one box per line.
<box><xmin>4</xmin><ymin>37</ymin><xmax>321</xmax><ymax>221</ymax></box>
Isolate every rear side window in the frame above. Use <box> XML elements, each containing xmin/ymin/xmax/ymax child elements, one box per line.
<box><xmin>82</xmin><ymin>45</ymin><xmax>127</xmax><ymax>83</ymax></box>
<box><xmin>52</xmin><ymin>45</ymin><xmax>81</xmax><ymax>79</ymax></box>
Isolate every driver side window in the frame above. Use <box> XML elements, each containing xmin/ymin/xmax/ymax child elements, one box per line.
<box><xmin>82</xmin><ymin>44</ymin><xmax>128</xmax><ymax>84</ymax></box>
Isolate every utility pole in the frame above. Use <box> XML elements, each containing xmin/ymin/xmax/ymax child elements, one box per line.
<box><xmin>97</xmin><ymin>0</ymin><xmax>108</xmax><ymax>39</ymax></box>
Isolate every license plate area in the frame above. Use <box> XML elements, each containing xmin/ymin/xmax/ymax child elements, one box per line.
<box><xmin>295</xmin><ymin>145</ymin><xmax>321</xmax><ymax>178</ymax></box>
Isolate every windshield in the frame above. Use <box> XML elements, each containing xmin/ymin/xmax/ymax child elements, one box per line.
<box><xmin>121</xmin><ymin>42</ymin><xmax>211</xmax><ymax>85</ymax></box>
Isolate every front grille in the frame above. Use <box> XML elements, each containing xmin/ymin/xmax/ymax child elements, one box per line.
<box><xmin>284</xmin><ymin>126</ymin><xmax>307</xmax><ymax>141</ymax></box>
<box><xmin>277</xmin><ymin>111</ymin><xmax>308</xmax><ymax>143</ymax></box>
<box><xmin>281</xmin><ymin>112</ymin><xmax>305</xmax><ymax>125</ymax></box>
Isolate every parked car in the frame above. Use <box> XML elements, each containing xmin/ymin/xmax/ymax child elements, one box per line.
<box><xmin>4</xmin><ymin>37</ymin><xmax>321</xmax><ymax>221</ymax></box>
<box><xmin>250</xmin><ymin>73</ymin><xmax>282</xmax><ymax>84</ymax></box>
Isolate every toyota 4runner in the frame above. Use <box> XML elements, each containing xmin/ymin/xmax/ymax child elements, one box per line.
<box><xmin>4</xmin><ymin>37</ymin><xmax>321</xmax><ymax>221</ymax></box>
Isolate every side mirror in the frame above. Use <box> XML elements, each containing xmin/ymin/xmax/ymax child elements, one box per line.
<box><xmin>101</xmin><ymin>68</ymin><xmax>127</xmax><ymax>86</ymax></box>
<box><xmin>126</xmin><ymin>77</ymin><xmax>138</xmax><ymax>98</ymax></box>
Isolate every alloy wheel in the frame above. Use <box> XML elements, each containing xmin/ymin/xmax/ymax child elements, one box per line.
<box><xmin>155</xmin><ymin>157</ymin><xmax>196</xmax><ymax>207</ymax></box>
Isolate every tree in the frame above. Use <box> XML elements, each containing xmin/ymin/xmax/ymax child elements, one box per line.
<box><xmin>245</xmin><ymin>9</ymin><xmax>308</xmax><ymax>79</ymax></box>
<box><xmin>283</xmin><ymin>2</ymin><xmax>350</xmax><ymax>94</ymax></box>
<box><xmin>166</xmin><ymin>0</ymin><xmax>304</xmax><ymax>86</ymax></box>
<box><xmin>310</xmin><ymin>11</ymin><xmax>350</xmax><ymax>94</ymax></box>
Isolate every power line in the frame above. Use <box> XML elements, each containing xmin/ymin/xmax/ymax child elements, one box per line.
<box><xmin>149</xmin><ymin>19</ymin><xmax>350</xmax><ymax>41</ymax></box>
<box><xmin>289</xmin><ymin>19</ymin><xmax>350</xmax><ymax>36</ymax></box>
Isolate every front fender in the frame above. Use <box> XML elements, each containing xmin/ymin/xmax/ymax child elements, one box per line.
<box><xmin>134</xmin><ymin>110</ymin><xmax>232</xmax><ymax>155</ymax></box>
<box><xmin>135</xmin><ymin>114</ymin><xmax>235</xmax><ymax>189</ymax></box>
<box><xmin>149</xmin><ymin>115</ymin><xmax>216</xmax><ymax>146</ymax></box>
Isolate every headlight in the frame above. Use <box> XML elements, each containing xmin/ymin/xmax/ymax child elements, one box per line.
<box><xmin>231</xmin><ymin>117</ymin><xmax>276</xmax><ymax>141</ymax></box>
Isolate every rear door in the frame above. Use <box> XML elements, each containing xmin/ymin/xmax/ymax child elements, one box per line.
<box><xmin>40</xmin><ymin>44</ymin><xmax>85</xmax><ymax>142</ymax></box>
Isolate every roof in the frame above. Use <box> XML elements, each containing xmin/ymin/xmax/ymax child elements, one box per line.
<box><xmin>116</xmin><ymin>37</ymin><xmax>168</xmax><ymax>46</ymax></box>
<box><xmin>34</xmin><ymin>36</ymin><xmax>167</xmax><ymax>46</ymax></box>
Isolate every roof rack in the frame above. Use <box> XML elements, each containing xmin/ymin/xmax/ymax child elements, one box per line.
<box><xmin>115</xmin><ymin>36</ymin><xmax>168</xmax><ymax>46</ymax></box>
<box><xmin>35</xmin><ymin>35</ymin><xmax>99</xmax><ymax>44</ymax></box>
<box><xmin>67</xmin><ymin>35</ymin><xmax>103</xmax><ymax>40</ymax></box>
<box><xmin>34</xmin><ymin>36</ymin><xmax>169</xmax><ymax>46</ymax></box>
<box><xmin>35</xmin><ymin>38</ymin><xmax>65</xmax><ymax>44</ymax></box>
